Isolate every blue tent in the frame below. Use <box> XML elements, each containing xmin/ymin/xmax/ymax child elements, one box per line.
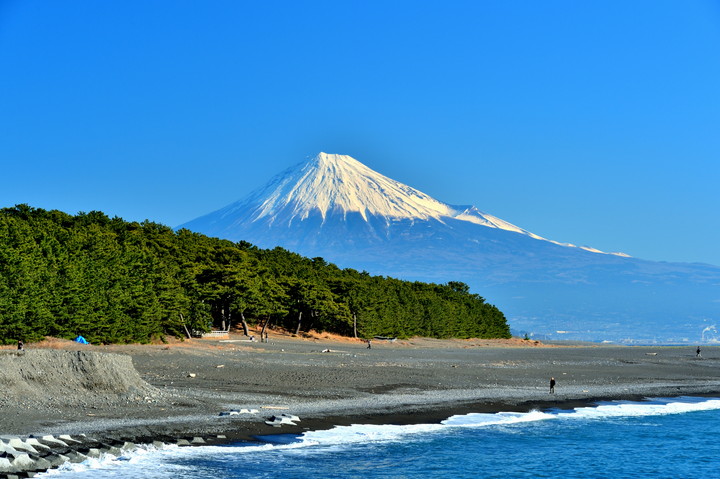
<box><xmin>74</xmin><ymin>335</ymin><xmax>89</xmax><ymax>344</ymax></box>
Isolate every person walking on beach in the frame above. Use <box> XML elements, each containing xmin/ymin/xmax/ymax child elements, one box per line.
<box><xmin>549</xmin><ymin>377</ymin><xmax>556</xmax><ymax>394</ymax></box>
<box><xmin>696</xmin><ymin>346</ymin><xmax>702</xmax><ymax>358</ymax></box>
<box><xmin>367</xmin><ymin>339</ymin><xmax>372</xmax><ymax>349</ymax></box>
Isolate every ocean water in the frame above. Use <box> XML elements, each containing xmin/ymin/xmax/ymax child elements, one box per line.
<box><xmin>40</xmin><ymin>397</ymin><xmax>720</xmax><ymax>478</ymax></box>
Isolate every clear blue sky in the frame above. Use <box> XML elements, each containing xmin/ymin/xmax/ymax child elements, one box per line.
<box><xmin>1</xmin><ymin>1</ymin><xmax>718</xmax><ymax>265</ymax></box>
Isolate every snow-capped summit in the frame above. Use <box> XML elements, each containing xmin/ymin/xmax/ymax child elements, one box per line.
<box><xmin>247</xmin><ymin>152</ymin><xmax>456</xmax><ymax>223</ymax></box>
<box><xmin>185</xmin><ymin>152</ymin><xmax>619</xmax><ymax>256</ymax></box>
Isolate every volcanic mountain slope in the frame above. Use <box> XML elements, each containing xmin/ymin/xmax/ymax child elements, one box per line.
<box><xmin>183</xmin><ymin>153</ymin><xmax>614</xmax><ymax>252</ymax></box>
<box><xmin>180</xmin><ymin>153</ymin><xmax>720</xmax><ymax>342</ymax></box>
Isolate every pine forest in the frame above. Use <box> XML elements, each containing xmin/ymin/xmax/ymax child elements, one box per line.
<box><xmin>0</xmin><ymin>205</ymin><xmax>511</xmax><ymax>344</ymax></box>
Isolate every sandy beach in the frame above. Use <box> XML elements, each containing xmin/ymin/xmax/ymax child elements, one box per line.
<box><xmin>2</xmin><ymin>333</ymin><xmax>720</xmax><ymax>445</ymax></box>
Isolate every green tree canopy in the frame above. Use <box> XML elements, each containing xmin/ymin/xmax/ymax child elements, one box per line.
<box><xmin>0</xmin><ymin>205</ymin><xmax>510</xmax><ymax>344</ymax></box>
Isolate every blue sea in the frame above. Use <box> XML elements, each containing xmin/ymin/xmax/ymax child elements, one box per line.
<box><xmin>39</xmin><ymin>397</ymin><xmax>720</xmax><ymax>478</ymax></box>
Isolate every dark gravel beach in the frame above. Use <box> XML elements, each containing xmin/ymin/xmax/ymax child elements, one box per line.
<box><xmin>2</xmin><ymin>334</ymin><xmax>720</xmax><ymax>444</ymax></box>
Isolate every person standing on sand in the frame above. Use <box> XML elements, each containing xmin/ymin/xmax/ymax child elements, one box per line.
<box><xmin>367</xmin><ymin>339</ymin><xmax>372</xmax><ymax>349</ymax></box>
<box><xmin>550</xmin><ymin>377</ymin><xmax>555</xmax><ymax>394</ymax></box>
<box><xmin>17</xmin><ymin>340</ymin><xmax>23</xmax><ymax>351</ymax></box>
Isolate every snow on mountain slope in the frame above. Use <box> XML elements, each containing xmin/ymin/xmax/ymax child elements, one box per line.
<box><xmin>253</xmin><ymin>152</ymin><xmax>453</xmax><ymax>222</ymax></box>
<box><xmin>188</xmin><ymin>152</ymin><xmax>624</xmax><ymax>257</ymax></box>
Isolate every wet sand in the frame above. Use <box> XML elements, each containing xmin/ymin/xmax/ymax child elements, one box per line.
<box><xmin>2</xmin><ymin>334</ymin><xmax>720</xmax><ymax>443</ymax></box>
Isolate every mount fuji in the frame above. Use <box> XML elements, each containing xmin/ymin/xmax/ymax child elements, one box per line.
<box><xmin>180</xmin><ymin>153</ymin><xmax>720</xmax><ymax>343</ymax></box>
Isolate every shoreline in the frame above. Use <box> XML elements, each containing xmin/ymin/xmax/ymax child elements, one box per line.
<box><xmin>4</xmin><ymin>394</ymin><xmax>719</xmax><ymax>479</ymax></box>
<box><xmin>3</xmin><ymin>336</ymin><xmax>720</xmax><ymax>446</ymax></box>
<box><xmin>8</xmin><ymin>388</ymin><xmax>720</xmax><ymax>450</ymax></box>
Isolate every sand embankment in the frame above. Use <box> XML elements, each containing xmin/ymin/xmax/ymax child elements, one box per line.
<box><xmin>0</xmin><ymin>350</ymin><xmax>163</xmax><ymax>409</ymax></box>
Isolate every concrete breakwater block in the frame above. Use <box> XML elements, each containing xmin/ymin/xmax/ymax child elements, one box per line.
<box><xmin>43</xmin><ymin>453</ymin><xmax>70</xmax><ymax>468</ymax></box>
<box><xmin>5</xmin><ymin>440</ymin><xmax>37</xmax><ymax>455</ymax></box>
<box><xmin>62</xmin><ymin>451</ymin><xmax>88</xmax><ymax>464</ymax></box>
<box><xmin>104</xmin><ymin>446</ymin><xmax>123</xmax><ymax>456</ymax></box>
<box><xmin>34</xmin><ymin>436</ymin><xmax>68</xmax><ymax>448</ymax></box>
<box><xmin>0</xmin><ymin>433</ymin><xmax>210</xmax><ymax>477</ymax></box>
<box><xmin>26</xmin><ymin>455</ymin><xmax>51</xmax><ymax>471</ymax></box>
<box><xmin>0</xmin><ymin>450</ymin><xmax>53</xmax><ymax>473</ymax></box>
<box><xmin>0</xmin><ymin>451</ymin><xmax>33</xmax><ymax>470</ymax></box>
<box><xmin>57</xmin><ymin>435</ymin><xmax>82</xmax><ymax>445</ymax></box>
<box><xmin>78</xmin><ymin>448</ymin><xmax>102</xmax><ymax>459</ymax></box>
<box><xmin>0</xmin><ymin>434</ymin><xmax>107</xmax><ymax>476</ymax></box>
<box><xmin>0</xmin><ymin>443</ymin><xmax>17</xmax><ymax>455</ymax></box>
<box><xmin>0</xmin><ymin>456</ymin><xmax>13</xmax><ymax>472</ymax></box>
<box><xmin>21</xmin><ymin>440</ymin><xmax>50</xmax><ymax>453</ymax></box>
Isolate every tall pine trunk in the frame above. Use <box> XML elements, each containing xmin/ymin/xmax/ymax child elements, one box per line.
<box><xmin>239</xmin><ymin>311</ymin><xmax>249</xmax><ymax>336</ymax></box>
<box><xmin>295</xmin><ymin>311</ymin><xmax>303</xmax><ymax>336</ymax></box>
<box><xmin>306</xmin><ymin>310</ymin><xmax>316</xmax><ymax>333</ymax></box>
<box><xmin>260</xmin><ymin>315</ymin><xmax>272</xmax><ymax>336</ymax></box>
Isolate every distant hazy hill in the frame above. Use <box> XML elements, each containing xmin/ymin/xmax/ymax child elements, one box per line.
<box><xmin>180</xmin><ymin>153</ymin><xmax>720</xmax><ymax>343</ymax></box>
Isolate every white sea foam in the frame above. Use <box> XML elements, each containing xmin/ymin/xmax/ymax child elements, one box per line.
<box><xmin>442</xmin><ymin>409</ymin><xmax>555</xmax><ymax>427</ymax></box>
<box><xmin>39</xmin><ymin>444</ymin><xmax>166</xmax><ymax>477</ymax></box>
<box><xmin>561</xmin><ymin>397</ymin><xmax>720</xmax><ymax>420</ymax></box>
<box><xmin>298</xmin><ymin>422</ymin><xmax>446</xmax><ymax>446</ymax></box>
<box><xmin>37</xmin><ymin>397</ymin><xmax>720</xmax><ymax>477</ymax></box>
<box><xmin>442</xmin><ymin>396</ymin><xmax>720</xmax><ymax>428</ymax></box>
